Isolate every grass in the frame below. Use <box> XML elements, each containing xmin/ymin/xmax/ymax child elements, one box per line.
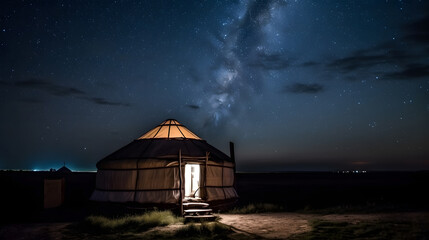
<box><xmin>228</xmin><ymin>203</ymin><xmax>284</xmax><ymax>214</ymax></box>
<box><xmin>289</xmin><ymin>220</ymin><xmax>429</xmax><ymax>240</ymax></box>
<box><xmin>64</xmin><ymin>210</ymin><xmax>247</xmax><ymax>240</ymax></box>
<box><xmin>69</xmin><ymin>210</ymin><xmax>182</xmax><ymax>234</ymax></box>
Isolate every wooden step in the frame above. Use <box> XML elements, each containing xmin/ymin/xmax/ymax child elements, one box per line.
<box><xmin>184</xmin><ymin>209</ymin><xmax>213</xmax><ymax>214</ymax></box>
<box><xmin>184</xmin><ymin>214</ymin><xmax>216</xmax><ymax>222</ymax></box>
<box><xmin>182</xmin><ymin>202</ymin><xmax>209</xmax><ymax>208</ymax></box>
<box><xmin>184</xmin><ymin>214</ymin><xmax>215</xmax><ymax>219</ymax></box>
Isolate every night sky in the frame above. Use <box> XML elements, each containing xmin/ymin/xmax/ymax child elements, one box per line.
<box><xmin>1</xmin><ymin>0</ymin><xmax>428</xmax><ymax>172</ymax></box>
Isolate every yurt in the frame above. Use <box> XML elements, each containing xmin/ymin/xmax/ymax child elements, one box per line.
<box><xmin>90</xmin><ymin>119</ymin><xmax>238</xmax><ymax>207</ymax></box>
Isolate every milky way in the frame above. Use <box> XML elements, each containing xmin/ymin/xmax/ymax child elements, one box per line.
<box><xmin>203</xmin><ymin>0</ymin><xmax>288</xmax><ymax>126</ymax></box>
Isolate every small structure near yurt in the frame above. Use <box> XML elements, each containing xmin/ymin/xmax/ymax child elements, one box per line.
<box><xmin>43</xmin><ymin>164</ymin><xmax>71</xmax><ymax>208</ymax></box>
<box><xmin>91</xmin><ymin>119</ymin><xmax>238</xmax><ymax>216</ymax></box>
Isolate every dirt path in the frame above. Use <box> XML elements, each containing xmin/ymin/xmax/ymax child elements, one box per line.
<box><xmin>1</xmin><ymin>212</ymin><xmax>428</xmax><ymax>240</ymax></box>
<box><xmin>218</xmin><ymin>213</ymin><xmax>314</xmax><ymax>239</ymax></box>
<box><xmin>218</xmin><ymin>212</ymin><xmax>429</xmax><ymax>239</ymax></box>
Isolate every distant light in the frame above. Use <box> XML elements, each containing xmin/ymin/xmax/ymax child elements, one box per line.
<box><xmin>33</xmin><ymin>169</ymin><xmax>40</xmax><ymax>171</ymax></box>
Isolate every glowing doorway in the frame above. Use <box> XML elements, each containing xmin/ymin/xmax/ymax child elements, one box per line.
<box><xmin>184</xmin><ymin>164</ymin><xmax>200</xmax><ymax>198</ymax></box>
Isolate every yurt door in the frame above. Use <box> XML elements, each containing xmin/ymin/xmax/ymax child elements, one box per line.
<box><xmin>184</xmin><ymin>164</ymin><xmax>200</xmax><ymax>198</ymax></box>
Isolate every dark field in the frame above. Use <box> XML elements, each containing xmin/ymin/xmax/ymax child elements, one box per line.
<box><xmin>235</xmin><ymin>171</ymin><xmax>429</xmax><ymax>211</ymax></box>
<box><xmin>0</xmin><ymin>170</ymin><xmax>428</xmax><ymax>224</ymax></box>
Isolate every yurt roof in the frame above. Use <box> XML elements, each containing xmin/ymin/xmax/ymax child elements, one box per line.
<box><xmin>138</xmin><ymin>119</ymin><xmax>201</xmax><ymax>140</ymax></box>
<box><xmin>98</xmin><ymin>119</ymin><xmax>231</xmax><ymax>164</ymax></box>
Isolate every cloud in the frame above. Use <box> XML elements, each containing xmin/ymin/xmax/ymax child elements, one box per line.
<box><xmin>1</xmin><ymin>78</ymin><xmax>130</xmax><ymax>106</ymax></box>
<box><xmin>383</xmin><ymin>64</ymin><xmax>429</xmax><ymax>80</ymax></box>
<box><xmin>82</xmin><ymin>97</ymin><xmax>130</xmax><ymax>107</ymax></box>
<box><xmin>313</xmin><ymin>15</ymin><xmax>429</xmax><ymax>81</ymax></box>
<box><xmin>403</xmin><ymin>15</ymin><xmax>429</xmax><ymax>44</ymax></box>
<box><xmin>284</xmin><ymin>83</ymin><xmax>324</xmax><ymax>94</ymax></box>
<box><xmin>249</xmin><ymin>51</ymin><xmax>291</xmax><ymax>70</ymax></box>
<box><xmin>186</xmin><ymin>104</ymin><xmax>200</xmax><ymax>110</ymax></box>
<box><xmin>327</xmin><ymin>47</ymin><xmax>411</xmax><ymax>73</ymax></box>
<box><xmin>301</xmin><ymin>61</ymin><xmax>320</xmax><ymax>67</ymax></box>
<box><xmin>2</xmin><ymin>78</ymin><xmax>85</xmax><ymax>96</ymax></box>
<box><xmin>324</xmin><ymin>13</ymin><xmax>429</xmax><ymax>82</ymax></box>
<box><xmin>325</xmin><ymin>40</ymin><xmax>429</xmax><ymax>81</ymax></box>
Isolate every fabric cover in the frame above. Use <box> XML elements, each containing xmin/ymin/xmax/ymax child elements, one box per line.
<box><xmin>135</xmin><ymin>190</ymin><xmax>181</xmax><ymax>203</ymax></box>
<box><xmin>90</xmin><ymin>119</ymin><xmax>238</xmax><ymax>204</ymax></box>
<box><xmin>136</xmin><ymin>168</ymin><xmax>180</xmax><ymax>190</ymax></box>
<box><xmin>96</xmin><ymin>170</ymin><xmax>137</xmax><ymax>190</ymax></box>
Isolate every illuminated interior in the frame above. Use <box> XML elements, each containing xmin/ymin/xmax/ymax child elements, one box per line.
<box><xmin>184</xmin><ymin>164</ymin><xmax>200</xmax><ymax>198</ymax></box>
<box><xmin>138</xmin><ymin>119</ymin><xmax>201</xmax><ymax>140</ymax></box>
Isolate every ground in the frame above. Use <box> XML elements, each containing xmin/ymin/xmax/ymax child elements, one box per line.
<box><xmin>1</xmin><ymin>212</ymin><xmax>428</xmax><ymax>240</ymax></box>
<box><xmin>0</xmin><ymin>223</ymin><xmax>69</xmax><ymax>240</ymax></box>
<box><xmin>218</xmin><ymin>212</ymin><xmax>429</xmax><ymax>239</ymax></box>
